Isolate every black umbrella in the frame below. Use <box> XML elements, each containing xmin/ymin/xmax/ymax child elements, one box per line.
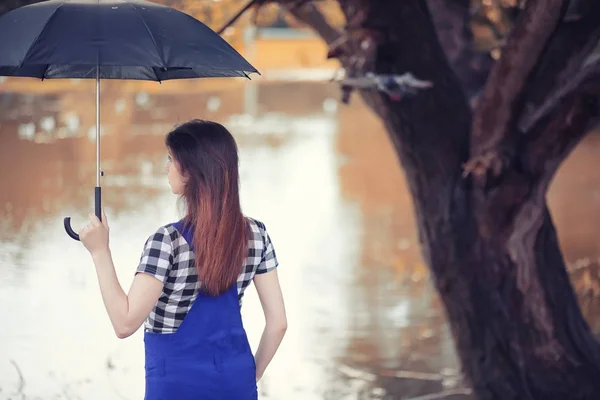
<box><xmin>0</xmin><ymin>0</ymin><xmax>258</xmax><ymax>240</ymax></box>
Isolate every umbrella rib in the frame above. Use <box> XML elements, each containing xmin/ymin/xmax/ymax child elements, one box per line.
<box><xmin>128</xmin><ymin>3</ymin><xmax>166</xmax><ymax>71</ymax></box>
<box><xmin>40</xmin><ymin>64</ymin><xmax>50</xmax><ymax>81</ymax></box>
<box><xmin>18</xmin><ymin>2</ymin><xmax>67</xmax><ymax>68</ymax></box>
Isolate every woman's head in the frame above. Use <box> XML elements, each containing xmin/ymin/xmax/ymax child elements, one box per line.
<box><xmin>165</xmin><ymin>120</ymin><xmax>240</xmax><ymax>197</ymax></box>
<box><xmin>165</xmin><ymin>119</ymin><xmax>247</xmax><ymax>296</ymax></box>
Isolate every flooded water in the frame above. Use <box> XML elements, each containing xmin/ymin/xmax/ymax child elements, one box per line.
<box><xmin>1</xmin><ymin>79</ymin><xmax>600</xmax><ymax>400</ymax></box>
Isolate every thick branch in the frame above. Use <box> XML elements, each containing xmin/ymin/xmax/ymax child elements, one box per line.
<box><xmin>504</xmin><ymin>1</ymin><xmax>600</xmax><ymax>197</ymax></box>
<box><xmin>470</xmin><ymin>0</ymin><xmax>565</xmax><ymax>156</ymax></box>
<box><xmin>519</xmin><ymin>39</ymin><xmax>600</xmax><ymax>133</ymax></box>
<box><xmin>463</xmin><ymin>0</ymin><xmax>600</xmax><ymax>188</ymax></box>
<box><xmin>458</xmin><ymin>0</ymin><xmax>600</xmax><ymax>235</ymax></box>
<box><xmin>517</xmin><ymin>0</ymin><xmax>600</xmax><ymax>133</ymax></box>
<box><xmin>426</xmin><ymin>0</ymin><xmax>494</xmax><ymax>102</ymax></box>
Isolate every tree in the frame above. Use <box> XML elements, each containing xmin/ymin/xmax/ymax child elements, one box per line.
<box><xmin>3</xmin><ymin>0</ymin><xmax>600</xmax><ymax>398</ymax></box>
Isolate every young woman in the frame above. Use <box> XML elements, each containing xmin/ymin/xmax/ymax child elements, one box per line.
<box><xmin>79</xmin><ymin>119</ymin><xmax>287</xmax><ymax>400</ymax></box>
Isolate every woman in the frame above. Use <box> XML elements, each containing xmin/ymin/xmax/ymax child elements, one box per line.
<box><xmin>79</xmin><ymin>119</ymin><xmax>287</xmax><ymax>400</ymax></box>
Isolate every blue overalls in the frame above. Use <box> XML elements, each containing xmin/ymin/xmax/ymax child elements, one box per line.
<box><xmin>143</xmin><ymin>221</ymin><xmax>258</xmax><ymax>400</ymax></box>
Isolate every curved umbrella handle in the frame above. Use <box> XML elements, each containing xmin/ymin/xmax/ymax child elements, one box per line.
<box><xmin>64</xmin><ymin>217</ymin><xmax>80</xmax><ymax>241</ymax></box>
<box><xmin>63</xmin><ymin>187</ymin><xmax>102</xmax><ymax>241</ymax></box>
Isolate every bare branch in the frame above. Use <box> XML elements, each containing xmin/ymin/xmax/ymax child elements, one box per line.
<box><xmin>335</xmin><ymin>72</ymin><xmax>433</xmax><ymax>100</ymax></box>
<box><xmin>216</xmin><ymin>0</ymin><xmax>263</xmax><ymax>35</ymax></box>
<box><xmin>464</xmin><ymin>0</ymin><xmax>565</xmax><ymax>184</ymax></box>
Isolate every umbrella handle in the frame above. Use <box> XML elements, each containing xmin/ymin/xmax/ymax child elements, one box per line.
<box><xmin>64</xmin><ymin>187</ymin><xmax>102</xmax><ymax>241</ymax></box>
<box><xmin>64</xmin><ymin>217</ymin><xmax>80</xmax><ymax>241</ymax></box>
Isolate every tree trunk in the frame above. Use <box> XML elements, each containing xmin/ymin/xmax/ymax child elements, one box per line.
<box><xmin>330</xmin><ymin>0</ymin><xmax>600</xmax><ymax>398</ymax></box>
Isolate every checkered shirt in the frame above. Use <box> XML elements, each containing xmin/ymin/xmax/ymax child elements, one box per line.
<box><xmin>135</xmin><ymin>217</ymin><xmax>278</xmax><ymax>333</ymax></box>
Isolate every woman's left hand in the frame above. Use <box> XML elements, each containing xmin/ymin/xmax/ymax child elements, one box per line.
<box><xmin>80</xmin><ymin>211</ymin><xmax>110</xmax><ymax>256</ymax></box>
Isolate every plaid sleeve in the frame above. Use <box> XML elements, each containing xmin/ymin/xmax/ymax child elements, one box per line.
<box><xmin>135</xmin><ymin>226</ymin><xmax>173</xmax><ymax>283</ymax></box>
<box><xmin>256</xmin><ymin>227</ymin><xmax>278</xmax><ymax>274</ymax></box>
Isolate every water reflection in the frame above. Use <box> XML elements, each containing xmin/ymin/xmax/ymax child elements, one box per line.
<box><xmin>334</xmin><ymin>99</ymin><xmax>468</xmax><ymax>399</ymax></box>
<box><xmin>1</xmin><ymin>80</ymin><xmax>600</xmax><ymax>400</ymax></box>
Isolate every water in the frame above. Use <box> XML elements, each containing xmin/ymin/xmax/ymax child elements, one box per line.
<box><xmin>1</xmin><ymin>79</ymin><xmax>599</xmax><ymax>400</ymax></box>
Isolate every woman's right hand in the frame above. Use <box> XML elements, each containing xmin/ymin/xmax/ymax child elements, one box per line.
<box><xmin>252</xmin><ymin>269</ymin><xmax>287</xmax><ymax>382</ymax></box>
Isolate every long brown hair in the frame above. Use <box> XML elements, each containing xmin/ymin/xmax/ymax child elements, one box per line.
<box><xmin>165</xmin><ymin>119</ymin><xmax>247</xmax><ymax>296</ymax></box>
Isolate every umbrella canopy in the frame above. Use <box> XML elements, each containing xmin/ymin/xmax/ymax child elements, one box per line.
<box><xmin>0</xmin><ymin>0</ymin><xmax>259</xmax><ymax>240</ymax></box>
<box><xmin>0</xmin><ymin>0</ymin><xmax>257</xmax><ymax>80</ymax></box>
